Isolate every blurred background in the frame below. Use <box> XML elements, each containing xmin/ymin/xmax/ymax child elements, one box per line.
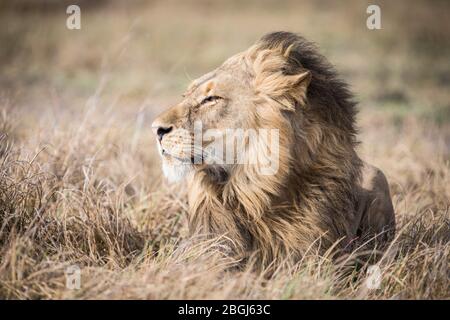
<box><xmin>1</xmin><ymin>0</ymin><xmax>449</xmax><ymax>120</ymax></box>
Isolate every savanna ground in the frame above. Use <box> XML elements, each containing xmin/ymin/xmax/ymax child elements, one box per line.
<box><xmin>0</xmin><ymin>0</ymin><xmax>449</xmax><ymax>299</ymax></box>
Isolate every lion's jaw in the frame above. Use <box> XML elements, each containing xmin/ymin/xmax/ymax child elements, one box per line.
<box><xmin>161</xmin><ymin>161</ymin><xmax>193</xmax><ymax>183</ymax></box>
<box><xmin>157</xmin><ymin>127</ymin><xmax>253</xmax><ymax>184</ymax></box>
<box><xmin>155</xmin><ymin>126</ymin><xmax>195</xmax><ymax>182</ymax></box>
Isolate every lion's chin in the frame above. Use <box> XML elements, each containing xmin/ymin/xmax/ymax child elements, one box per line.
<box><xmin>162</xmin><ymin>161</ymin><xmax>193</xmax><ymax>183</ymax></box>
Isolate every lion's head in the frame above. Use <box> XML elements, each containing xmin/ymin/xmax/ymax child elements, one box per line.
<box><xmin>152</xmin><ymin>32</ymin><xmax>364</xmax><ymax>264</ymax></box>
<box><xmin>151</xmin><ymin>32</ymin><xmax>323</xmax><ymax>184</ymax></box>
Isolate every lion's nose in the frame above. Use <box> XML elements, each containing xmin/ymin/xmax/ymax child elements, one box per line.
<box><xmin>151</xmin><ymin>121</ymin><xmax>173</xmax><ymax>142</ymax></box>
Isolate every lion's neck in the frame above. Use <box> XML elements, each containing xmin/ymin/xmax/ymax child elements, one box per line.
<box><xmin>187</xmin><ymin>149</ymin><xmax>362</xmax><ymax>264</ymax></box>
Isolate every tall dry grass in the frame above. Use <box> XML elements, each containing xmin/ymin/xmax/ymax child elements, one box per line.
<box><xmin>0</xmin><ymin>97</ymin><xmax>448</xmax><ymax>299</ymax></box>
<box><xmin>0</xmin><ymin>0</ymin><xmax>449</xmax><ymax>299</ymax></box>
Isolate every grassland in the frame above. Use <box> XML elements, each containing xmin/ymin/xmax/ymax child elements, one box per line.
<box><xmin>0</xmin><ymin>0</ymin><xmax>449</xmax><ymax>299</ymax></box>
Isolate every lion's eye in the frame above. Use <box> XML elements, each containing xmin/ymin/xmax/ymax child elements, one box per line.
<box><xmin>200</xmin><ymin>96</ymin><xmax>222</xmax><ymax>105</ymax></box>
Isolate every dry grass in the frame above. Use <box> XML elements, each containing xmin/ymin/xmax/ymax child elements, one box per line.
<box><xmin>0</xmin><ymin>0</ymin><xmax>449</xmax><ymax>299</ymax></box>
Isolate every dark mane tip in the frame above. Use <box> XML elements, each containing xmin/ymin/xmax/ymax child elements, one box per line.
<box><xmin>258</xmin><ymin>31</ymin><xmax>358</xmax><ymax>135</ymax></box>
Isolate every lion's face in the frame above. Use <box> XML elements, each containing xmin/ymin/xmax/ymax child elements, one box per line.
<box><xmin>152</xmin><ymin>40</ymin><xmax>311</xmax><ymax>183</ymax></box>
<box><xmin>151</xmin><ymin>54</ymin><xmax>257</xmax><ymax>182</ymax></box>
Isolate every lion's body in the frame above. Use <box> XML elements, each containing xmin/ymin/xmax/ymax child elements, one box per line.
<box><xmin>152</xmin><ymin>32</ymin><xmax>395</xmax><ymax>266</ymax></box>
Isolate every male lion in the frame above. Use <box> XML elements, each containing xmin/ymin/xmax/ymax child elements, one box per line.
<box><xmin>152</xmin><ymin>32</ymin><xmax>395</xmax><ymax>266</ymax></box>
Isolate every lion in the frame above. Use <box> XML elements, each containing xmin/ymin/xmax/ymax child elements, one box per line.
<box><xmin>151</xmin><ymin>32</ymin><xmax>395</xmax><ymax>266</ymax></box>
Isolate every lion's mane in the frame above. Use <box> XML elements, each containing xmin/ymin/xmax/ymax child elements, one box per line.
<box><xmin>187</xmin><ymin>32</ymin><xmax>363</xmax><ymax>266</ymax></box>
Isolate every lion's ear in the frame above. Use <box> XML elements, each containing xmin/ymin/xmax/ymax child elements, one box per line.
<box><xmin>252</xmin><ymin>49</ymin><xmax>311</xmax><ymax>110</ymax></box>
<box><xmin>255</xmin><ymin>66</ymin><xmax>311</xmax><ymax>111</ymax></box>
<box><xmin>289</xmin><ymin>70</ymin><xmax>311</xmax><ymax>107</ymax></box>
<box><xmin>265</xmin><ymin>70</ymin><xmax>311</xmax><ymax>110</ymax></box>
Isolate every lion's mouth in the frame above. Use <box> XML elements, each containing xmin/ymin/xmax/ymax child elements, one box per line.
<box><xmin>155</xmin><ymin>139</ymin><xmax>192</xmax><ymax>164</ymax></box>
<box><xmin>161</xmin><ymin>149</ymin><xmax>198</xmax><ymax>165</ymax></box>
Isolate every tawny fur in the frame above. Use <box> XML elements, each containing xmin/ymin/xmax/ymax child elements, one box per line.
<box><xmin>152</xmin><ymin>32</ymin><xmax>395</xmax><ymax>267</ymax></box>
